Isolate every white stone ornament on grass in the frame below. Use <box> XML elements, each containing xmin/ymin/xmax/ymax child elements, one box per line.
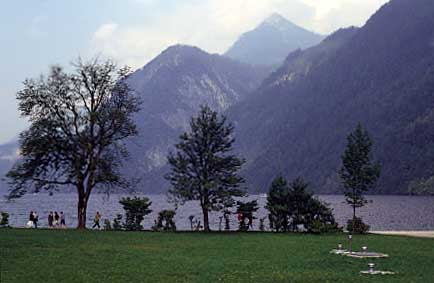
<box><xmin>360</xmin><ymin>263</ymin><xmax>396</xmax><ymax>275</ymax></box>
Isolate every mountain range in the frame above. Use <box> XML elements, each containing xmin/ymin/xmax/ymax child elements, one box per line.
<box><xmin>3</xmin><ymin>0</ymin><xmax>434</xmax><ymax>196</ymax></box>
<box><xmin>225</xmin><ymin>13</ymin><xmax>324</xmax><ymax>67</ymax></box>
<box><xmin>230</xmin><ymin>0</ymin><xmax>434</xmax><ymax>194</ymax></box>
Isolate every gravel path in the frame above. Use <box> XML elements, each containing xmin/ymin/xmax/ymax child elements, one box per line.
<box><xmin>370</xmin><ymin>231</ymin><xmax>434</xmax><ymax>238</ymax></box>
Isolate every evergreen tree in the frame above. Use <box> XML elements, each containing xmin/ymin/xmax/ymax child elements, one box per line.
<box><xmin>267</xmin><ymin>176</ymin><xmax>337</xmax><ymax>233</ymax></box>
<box><xmin>287</xmin><ymin>178</ymin><xmax>313</xmax><ymax>232</ymax></box>
<box><xmin>266</xmin><ymin>176</ymin><xmax>290</xmax><ymax>232</ymax></box>
<box><xmin>119</xmin><ymin>197</ymin><xmax>152</xmax><ymax>231</ymax></box>
<box><xmin>166</xmin><ymin>105</ymin><xmax>245</xmax><ymax>231</ymax></box>
<box><xmin>339</xmin><ymin>123</ymin><xmax>380</xmax><ymax>233</ymax></box>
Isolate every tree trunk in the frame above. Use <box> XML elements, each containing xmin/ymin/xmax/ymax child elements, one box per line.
<box><xmin>77</xmin><ymin>193</ymin><xmax>89</xmax><ymax>229</ymax></box>
<box><xmin>352</xmin><ymin>191</ymin><xmax>356</xmax><ymax>235</ymax></box>
<box><xmin>202</xmin><ymin>207</ymin><xmax>210</xmax><ymax>232</ymax></box>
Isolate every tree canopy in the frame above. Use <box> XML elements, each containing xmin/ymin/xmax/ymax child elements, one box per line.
<box><xmin>7</xmin><ymin>58</ymin><xmax>140</xmax><ymax>228</ymax></box>
<box><xmin>166</xmin><ymin>105</ymin><xmax>245</xmax><ymax>231</ymax></box>
<box><xmin>339</xmin><ymin>123</ymin><xmax>380</xmax><ymax>232</ymax></box>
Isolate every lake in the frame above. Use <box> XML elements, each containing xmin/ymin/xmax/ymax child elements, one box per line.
<box><xmin>1</xmin><ymin>193</ymin><xmax>433</xmax><ymax>231</ymax></box>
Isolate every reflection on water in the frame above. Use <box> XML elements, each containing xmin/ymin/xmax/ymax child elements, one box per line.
<box><xmin>1</xmin><ymin>193</ymin><xmax>433</xmax><ymax>231</ymax></box>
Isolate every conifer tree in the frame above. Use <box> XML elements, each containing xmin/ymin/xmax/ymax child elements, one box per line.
<box><xmin>339</xmin><ymin>123</ymin><xmax>380</xmax><ymax>233</ymax></box>
<box><xmin>166</xmin><ymin>105</ymin><xmax>245</xmax><ymax>231</ymax></box>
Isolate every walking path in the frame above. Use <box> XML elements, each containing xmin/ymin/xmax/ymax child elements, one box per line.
<box><xmin>370</xmin><ymin>231</ymin><xmax>434</xmax><ymax>238</ymax></box>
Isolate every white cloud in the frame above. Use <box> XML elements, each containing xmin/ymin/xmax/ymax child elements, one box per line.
<box><xmin>90</xmin><ymin>0</ymin><xmax>389</xmax><ymax>69</ymax></box>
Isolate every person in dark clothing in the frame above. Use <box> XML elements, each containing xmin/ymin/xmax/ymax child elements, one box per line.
<box><xmin>54</xmin><ymin>212</ymin><xmax>60</xmax><ymax>227</ymax></box>
<box><xmin>48</xmin><ymin>211</ymin><xmax>54</xmax><ymax>228</ymax></box>
<box><xmin>33</xmin><ymin>211</ymin><xmax>39</xmax><ymax>229</ymax></box>
<box><xmin>60</xmin><ymin>211</ymin><xmax>66</xmax><ymax>228</ymax></box>
<box><xmin>29</xmin><ymin>211</ymin><xmax>34</xmax><ymax>228</ymax></box>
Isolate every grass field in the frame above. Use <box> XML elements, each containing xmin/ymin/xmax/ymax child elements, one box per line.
<box><xmin>1</xmin><ymin>229</ymin><xmax>433</xmax><ymax>282</ymax></box>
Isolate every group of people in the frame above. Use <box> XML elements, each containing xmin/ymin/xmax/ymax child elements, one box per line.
<box><xmin>27</xmin><ymin>211</ymin><xmax>66</xmax><ymax>228</ymax></box>
<box><xmin>48</xmin><ymin>211</ymin><xmax>66</xmax><ymax>228</ymax></box>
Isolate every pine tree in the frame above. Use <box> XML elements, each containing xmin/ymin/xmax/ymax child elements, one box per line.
<box><xmin>339</xmin><ymin>123</ymin><xmax>380</xmax><ymax>233</ymax></box>
<box><xmin>266</xmin><ymin>176</ymin><xmax>290</xmax><ymax>232</ymax></box>
<box><xmin>166</xmin><ymin>105</ymin><xmax>245</xmax><ymax>232</ymax></box>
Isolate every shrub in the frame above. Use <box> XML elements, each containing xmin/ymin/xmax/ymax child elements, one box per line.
<box><xmin>152</xmin><ymin>210</ymin><xmax>176</xmax><ymax>232</ymax></box>
<box><xmin>267</xmin><ymin>177</ymin><xmax>338</xmax><ymax>233</ymax></box>
<box><xmin>113</xmin><ymin>214</ymin><xmax>123</xmax><ymax>230</ymax></box>
<box><xmin>236</xmin><ymin>200</ymin><xmax>258</xmax><ymax>231</ymax></box>
<box><xmin>346</xmin><ymin>217</ymin><xmax>370</xmax><ymax>234</ymax></box>
<box><xmin>0</xmin><ymin>212</ymin><xmax>9</xmax><ymax>228</ymax></box>
<box><xmin>119</xmin><ymin>197</ymin><xmax>152</xmax><ymax>231</ymax></box>
<box><xmin>103</xmin><ymin>219</ymin><xmax>112</xmax><ymax>230</ymax></box>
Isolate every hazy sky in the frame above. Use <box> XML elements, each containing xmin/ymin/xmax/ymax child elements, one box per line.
<box><xmin>0</xmin><ymin>0</ymin><xmax>388</xmax><ymax>144</ymax></box>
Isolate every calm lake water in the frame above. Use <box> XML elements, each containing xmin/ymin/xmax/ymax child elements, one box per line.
<box><xmin>1</xmin><ymin>193</ymin><xmax>433</xmax><ymax>231</ymax></box>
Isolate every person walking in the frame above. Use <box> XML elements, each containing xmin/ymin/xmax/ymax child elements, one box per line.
<box><xmin>54</xmin><ymin>212</ymin><xmax>60</xmax><ymax>228</ymax></box>
<box><xmin>48</xmin><ymin>211</ymin><xmax>54</xmax><ymax>228</ymax></box>
<box><xmin>92</xmin><ymin>212</ymin><xmax>101</xmax><ymax>229</ymax></box>
<box><xmin>28</xmin><ymin>211</ymin><xmax>34</xmax><ymax>228</ymax></box>
<box><xmin>33</xmin><ymin>211</ymin><xmax>39</xmax><ymax>229</ymax></box>
<box><xmin>60</xmin><ymin>211</ymin><xmax>66</xmax><ymax>228</ymax></box>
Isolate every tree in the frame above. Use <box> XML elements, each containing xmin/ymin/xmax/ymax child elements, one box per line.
<box><xmin>152</xmin><ymin>210</ymin><xmax>177</xmax><ymax>232</ymax></box>
<box><xmin>267</xmin><ymin>176</ymin><xmax>337</xmax><ymax>233</ymax></box>
<box><xmin>236</xmin><ymin>200</ymin><xmax>258</xmax><ymax>231</ymax></box>
<box><xmin>266</xmin><ymin>176</ymin><xmax>290</xmax><ymax>232</ymax></box>
<box><xmin>166</xmin><ymin>105</ymin><xmax>245</xmax><ymax>231</ymax></box>
<box><xmin>7</xmin><ymin>58</ymin><xmax>140</xmax><ymax>229</ymax></box>
<box><xmin>119</xmin><ymin>197</ymin><xmax>152</xmax><ymax>231</ymax></box>
<box><xmin>339</xmin><ymin>123</ymin><xmax>380</xmax><ymax>233</ymax></box>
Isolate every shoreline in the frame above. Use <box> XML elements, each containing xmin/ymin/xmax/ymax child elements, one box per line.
<box><xmin>370</xmin><ymin>231</ymin><xmax>434</xmax><ymax>238</ymax></box>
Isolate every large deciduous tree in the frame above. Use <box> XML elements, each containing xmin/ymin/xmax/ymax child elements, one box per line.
<box><xmin>7</xmin><ymin>58</ymin><xmax>140</xmax><ymax>229</ymax></box>
<box><xmin>166</xmin><ymin>105</ymin><xmax>245</xmax><ymax>232</ymax></box>
<box><xmin>339</xmin><ymin>123</ymin><xmax>380</xmax><ymax>233</ymax></box>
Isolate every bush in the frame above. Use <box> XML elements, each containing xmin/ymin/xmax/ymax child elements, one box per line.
<box><xmin>310</xmin><ymin>220</ymin><xmax>342</xmax><ymax>234</ymax></box>
<box><xmin>236</xmin><ymin>200</ymin><xmax>258</xmax><ymax>231</ymax></box>
<box><xmin>119</xmin><ymin>197</ymin><xmax>152</xmax><ymax>231</ymax></box>
<box><xmin>267</xmin><ymin>177</ymin><xmax>338</xmax><ymax>233</ymax></box>
<box><xmin>103</xmin><ymin>219</ymin><xmax>112</xmax><ymax>230</ymax></box>
<box><xmin>346</xmin><ymin>217</ymin><xmax>370</xmax><ymax>234</ymax></box>
<box><xmin>113</xmin><ymin>214</ymin><xmax>123</xmax><ymax>231</ymax></box>
<box><xmin>152</xmin><ymin>210</ymin><xmax>176</xmax><ymax>232</ymax></box>
<box><xmin>0</xmin><ymin>212</ymin><xmax>9</xmax><ymax>228</ymax></box>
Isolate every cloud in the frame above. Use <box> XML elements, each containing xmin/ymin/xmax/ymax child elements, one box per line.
<box><xmin>90</xmin><ymin>0</ymin><xmax>389</xmax><ymax>69</ymax></box>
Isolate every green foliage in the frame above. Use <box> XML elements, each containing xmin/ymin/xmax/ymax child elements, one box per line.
<box><xmin>408</xmin><ymin>176</ymin><xmax>434</xmax><ymax>196</ymax></box>
<box><xmin>266</xmin><ymin>176</ymin><xmax>290</xmax><ymax>232</ymax></box>
<box><xmin>119</xmin><ymin>197</ymin><xmax>152</xmax><ymax>231</ymax></box>
<box><xmin>346</xmin><ymin>217</ymin><xmax>370</xmax><ymax>234</ymax></box>
<box><xmin>6</xmin><ymin>58</ymin><xmax>140</xmax><ymax>229</ymax></box>
<box><xmin>339</xmin><ymin>123</ymin><xmax>380</xmax><ymax>232</ymax></box>
<box><xmin>0</xmin><ymin>212</ymin><xmax>9</xmax><ymax>227</ymax></box>
<box><xmin>112</xmin><ymin>214</ymin><xmax>123</xmax><ymax>231</ymax></box>
<box><xmin>267</xmin><ymin>176</ymin><xmax>337</xmax><ymax>233</ymax></box>
<box><xmin>152</xmin><ymin>210</ymin><xmax>177</xmax><ymax>232</ymax></box>
<box><xmin>236</xmin><ymin>200</ymin><xmax>258</xmax><ymax>231</ymax></box>
<box><xmin>103</xmin><ymin>219</ymin><xmax>112</xmax><ymax>230</ymax></box>
<box><xmin>166</xmin><ymin>105</ymin><xmax>246</xmax><ymax>231</ymax></box>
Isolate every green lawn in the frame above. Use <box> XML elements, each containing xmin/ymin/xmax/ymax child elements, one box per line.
<box><xmin>0</xmin><ymin>229</ymin><xmax>433</xmax><ymax>283</ymax></box>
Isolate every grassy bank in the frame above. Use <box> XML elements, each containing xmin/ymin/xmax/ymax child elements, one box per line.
<box><xmin>0</xmin><ymin>229</ymin><xmax>433</xmax><ymax>282</ymax></box>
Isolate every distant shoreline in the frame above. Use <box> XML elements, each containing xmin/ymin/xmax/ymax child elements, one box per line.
<box><xmin>370</xmin><ymin>231</ymin><xmax>434</xmax><ymax>238</ymax></box>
